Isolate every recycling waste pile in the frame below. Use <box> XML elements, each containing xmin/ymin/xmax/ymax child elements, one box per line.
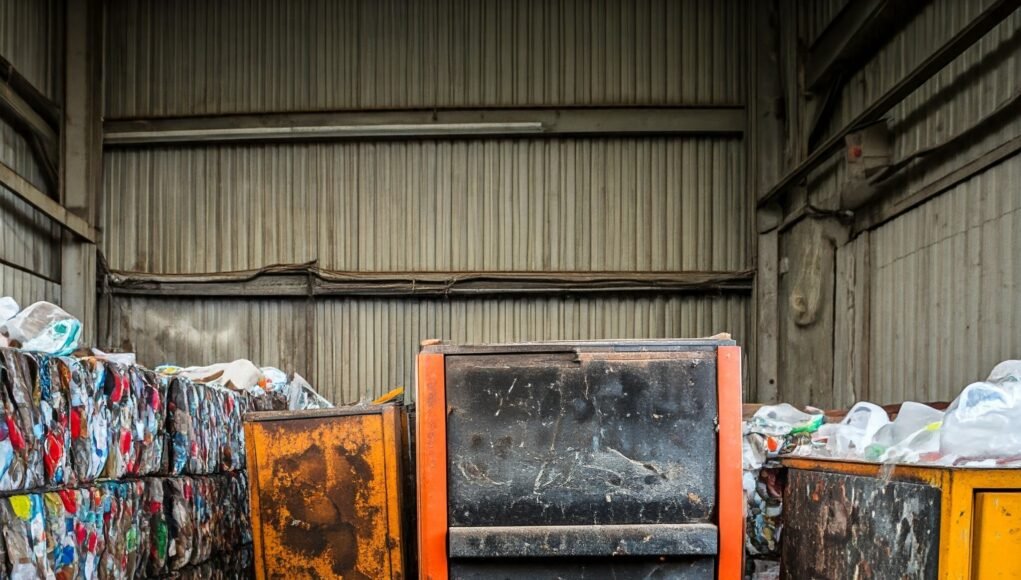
<box><xmin>742</xmin><ymin>359</ymin><xmax>1021</xmax><ymax>579</ymax></box>
<box><xmin>0</xmin><ymin>298</ymin><xmax>333</xmax><ymax>578</ymax></box>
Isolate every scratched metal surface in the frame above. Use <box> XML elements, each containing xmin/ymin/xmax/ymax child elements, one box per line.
<box><xmin>445</xmin><ymin>349</ymin><xmax>717</xmax><ymax>527</ymax></box>
<box><xmin>782</xmin><ymin>469</ymin><xmax>940</xmax><ymax>580</ymax></box>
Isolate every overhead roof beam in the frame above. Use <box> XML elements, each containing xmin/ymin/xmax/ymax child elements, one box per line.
<box><xmin>806</xmin><ymin>0</ymin><xmax>930</xmax><ymax>92</ymax></box>
<box><xmin>758</xmin><ymin>0</ymin><xmax>1021</xmax><ymax>209</ymax></box>
<box><xmin>104</xmin><ymin>107</ymin><xmax>746</xmax><ymax>146</ymax></box>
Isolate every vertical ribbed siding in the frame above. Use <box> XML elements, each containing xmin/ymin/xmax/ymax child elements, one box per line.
<box><xmin>0</xmin><ymin>185</ymin><xmax>60</xmax><ymax>281</ymax></box>
<box><xmin>102</xmin><ymin>137</ymin><xmax>748</xmax><ymax>274</ymax></box>
<box><xmin>0</xmin><ymin>0</ymin><xmax>62</xmax><ymax>100</ymax></box>
<box><xmin>103</xmin><ymin>0</ymin><xmax>746</xmax><ymax>117</ymax></box>
<box><xmin>100</xmin><ymin>294</ymin><xmax>750</xmax><ymax>405</ymax></box>
<box><xmin>99</xmin><ymin>297</ymin><xmax>312</xmax><ymax>377</ymax></box>
<box><xmin>0</xmin><ymin>263</ymin><xmax>60</xmax><ymax>306</ymax></box>
<box><xmin>869</xmin><ymin>155</ymin><xmax>1021</xmax><ymax>404</ymax></box>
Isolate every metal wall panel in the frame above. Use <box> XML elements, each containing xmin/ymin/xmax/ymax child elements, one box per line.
<box><xmin>0</xmin><ymin>0</ymin><xmax>62</xmax><ymax>100</ymax></box>
<box><xmin>100</xmin><ymin>294</ymin><xmax>750</xmax><ymax>405</ymax></box>
<box><xmin>102</xmin><ymin>137</ymin><xmax>748</xmax><ymax>274</ymax></box>
<box><xmin>103</xmin><ymin>0</ymin><xmax>746</xmax><ymax>117</ymax></box>
<box><xmin>0</xmin><ymin>263</ymin><xmax>60</xmax><ymax>306</ymax></box>
<box><xmin>1</xmin><ymin>122</ymin><xmax>60</xmax><ymax>280</ymax></box>
<box><xmin>869</xmin><ymin>155</ymin><xmax>1021</xmax><ymax>404</ymax></box>
<box><xmin>0</xmin><ymin>184</ymin><xmax>60</xmax><ymax>281</ymax></box>
<box><xmin>99</xmin><ymin>296</ymin><xmax>312</xmax><ymax>379</ymax></box>
<box><xmin>811</xmin><ymin>2</ymin><xmax>1021</xmax><ymax>203</ymax></box>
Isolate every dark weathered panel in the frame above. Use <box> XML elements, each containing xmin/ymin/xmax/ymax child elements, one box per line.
<box><xmin>446</xmin><ymin>351</ymin><xmax>717</xmax><ymax>527</ymax></box>
<box><xmin>448</xmin><ymin>524</ymin><xmax>718</xmax><ymax>558</ymax></box>
<box><xmin>450</xmin><ymin>557</ymin><xmax>715</xmax><ymax>579</ymax></box>
<box><xmin>245</xmin><ymin>408</ymin><xmax>406</xmax><ymax>579</ymax></box>
<box><xmin>782</xmin><ymin>469</ymin><xmax>940</xmax><ymax>579</ymax></box>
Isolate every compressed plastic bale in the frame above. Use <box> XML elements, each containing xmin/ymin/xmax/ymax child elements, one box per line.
<box><xmin>43</xmin><ymin>490</ymin><xmax>79</xmax><ymax>579</ymax></box>
<box><xmin>145</xmin><ymin>478</ymin><xmax>169</xmax><ymax>577</ymax></box>
<box><xmin>166</xmin><ymin>377</ymin><xmax>197</xmax><ymax>476</ymax></box>
<box><xmin>0</xmin><ymin>493</ymin><xmax>48</xmax><ymax>578</ymax></box>
<box><xmin>235</xmin><ymin>471</ymin><xmax>252</xmax><ymax>545</ymax></box>
<box><xmin>102</xmin><ymin>364</ymin><xmax>136</xmax><ymax>478</ymax></box>
<box><xmin>0</xmin><ymin>348</ymin><xmax>45</xmax><ymax>491</ymax></box>
<box><xmin>191</xmin><ymin>477</ymin><xmax>213</xmax><ymax>565</ymax></box>
<box><xmin>99</xmin><ymin>481</ymin><xmax>143</xmax><ymax>580</ymax></box>
<box><xmin>0</xmin><ymin>353</ymin><xmax>23</xmax><ymax>491</ymax></box>
<box><xmin>131</xmin><ymin>367</ymin><xmax>167</xmax><ymax>476</ymax></box>
<box><xmin>39</xmin><ymin>355</ymin><xmax>73</xmax><ymax>487</ymax></box>
<box><xmin>77</xmin><ymin>486</ymin><xmax>106</xmax><ymax>580</ymax></box>
<box><xmin>73</xmin><ymin>359</ymin><xmax>110</xmax><ymax>483</ymax></box>
<box><xmin>125</xmin><ymin>480</ymin><xmax>147</xmax><ymax>579</ymax></box>
<box><xmin>166</xmin><ymin>477</ymin><xmax>195</xmax><ymax>570</ymax></box>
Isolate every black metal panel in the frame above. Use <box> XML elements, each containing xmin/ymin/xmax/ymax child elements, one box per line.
<box><xmin>446</xmin><ymin>350</ymin><xmax>717</xmax><ymax>527</ymax></box>
<box><xmin>450</xmin><ymin>557</ymin><xmax>715</xmax><ymax>579</ymax></box>
<box><xmin>782</xmin><ymin>469</ymin><xmax>940</xmax><ymax>580</ymax></box>
<box><xmin>449</xmin><ymin>524</ymin><xmax>718</xmax><ymax>558</ymax></box>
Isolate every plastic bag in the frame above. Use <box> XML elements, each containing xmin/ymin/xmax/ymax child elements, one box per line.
<box><xmin>864</xmin><ymin>402</ymin><xmax>943</xmax><ymax>463</ymax></box>
<box><xmin>0</xmin><ymin>301</ymin><xmax>81</xmax><ymax>356</ymax></box>
<box><xmin>814</xmin><ymin>401</ymin><xmax>890</xmax><ymax>458</ymax></box>
<box><xmin>0</xmin><ymin>298</ymin><xmax>18</xmax><ymax>347</ymax></box>
<box><xmin>748</xmin><ymin>403</ymin><xmax>823</xmax><ymax>437</ymax></box>
<box><xmin>940</xmin><ymin>379</ymin><xmax>1021</xmax><ymax>460</ymax></box>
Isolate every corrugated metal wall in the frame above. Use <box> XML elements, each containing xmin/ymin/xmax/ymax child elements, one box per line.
<box><xmin>99</xmin><ymin>0</ymin><xmax>752</xmax><ymax>401</ymax></box>
<box><xmin>869</xmin><ymin>157</ymin><xmax>1021</xmax><ymax>403</ymax></box>
<box><xmin>102</xmin><ymin>294</ymin><xmax>749</xmax><ymax>405</ymax></box>
<box><xmin>0</xmin><ymin>0</ymin><xmax>62</xmax><ymax>101</ymax></box>
<box><xmin>0</xmin><ymin>0</ymin><xmax>62</xmax><ymax>309</ymax></box>
<box><xmin>104</xmin><ymin>0</ymin><xmax>745</xmax><ymax>117</ymax></box>
<box><xmin>786</xmin><ymin>0</ymin><xmax>1021</xmax><ymax>406</ymax></box>
<box><xmin>103</xmin><ymin>137</ymin><xmax>748</xmax><ymax>273</ymax></box>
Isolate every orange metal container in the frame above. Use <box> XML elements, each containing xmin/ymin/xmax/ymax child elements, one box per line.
<box><xmin>416</xmin><ymin>340</ymin><xmax>744</xmax><ymax>579</ymax></box>
<box><xmin>245</xmin><ymin>405</ymin><xmax>408</xmax><ymax>579</ymax></box>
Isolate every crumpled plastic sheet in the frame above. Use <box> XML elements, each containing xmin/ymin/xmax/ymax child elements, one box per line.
<box><xmin>102</xmin><ymin>363</ymin><xmax>138</xmax><ymax>479</ymax></box>
<box><xmin>39</xmin><ymin>355</ymin><xmax>74</xmax><ymax>488</ymax></box>
<box><xmin>73</xmin><ymin>358</ymin><xmax>111</xmax><ymax>483</ymax></box>
<box><xmin>167</xmin><ymin>377</ymin><xmax>247</xmax><ymax>476</ymax></box>
<box><xmin>78</xmin><ymin>486</ymin><xmax>107</xmax><ymax>580</ymax></box>
<box><xmin>0</xmin><ymin>492</ymin><xmax>48</xmax><ymax>578</ymax></box>
<box><xmin>0</xmin><ymin>348</ymin><xmax>46</xmax><ymax>491</ymax></box>
<box><xmin>44</xmin><ymin>489</ymin><xmax>79</xmax><ymax>579</ymax></box>
<box><xmin>164</xmin><ymin>474</ymin><xmax>250</xmax><ymax>573</ymax></box>
<box><xmin>171</xmin><ymin>545</ymin><xmax>253</xmax><ymax>580</ymax></box>
<box><xmin>145</xmin><ymin>478</ymin><xmax>169</xmax><ymax>577</ymax></box>
<box><xmin>132</xmin><ymin>367</ymin><xmax>167</xmax><ymax>476</ymax></box>
<box><xmin>165</xmin><ymin>477</ymin><xmax>195</xmax><ymax>571</ymax></box>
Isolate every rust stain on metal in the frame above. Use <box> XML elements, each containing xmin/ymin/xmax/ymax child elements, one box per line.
<box><xmin>246</xmin><ymin>407</ymin><xmax>405</xmax><ymax>579</ymax></box>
